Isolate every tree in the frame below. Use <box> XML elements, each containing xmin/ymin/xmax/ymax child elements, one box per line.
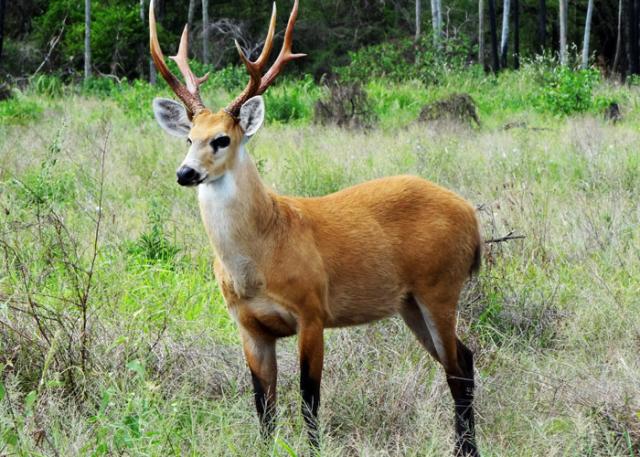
<box><xmin>538</xmin><ymin>0</ymin><xmax>546</xmax><ymax>52</ymax></box>
<box><xmin>500</xmin><ymin>0</ymin><xmax>510</xmax><ymax>68</ymax></box>
<box><xmin>188</xmin><ymin>0</ymin><xmax>197</xmax><ymax>32</ymax></box>
<box><xmin>141</xmin><ymin>0</ymin><xmax>156</xmax><ymax>84</ymax></box>
<box><xmin>559</xmin><ymin>0</ymin><xmax>568</xmax><ymax>65</ymax></box>
<box><xmin>513</xmin><ymin>0</ymin><xmax>519</xmax><ymax>69</ymax></box>
<box><xmin>430</xmin><ymin>0</ymin><xmax>442</xmax><ymax>49</ymax></box>
<box><xmin>488</xmin><ymin>0</ymin><xmax>500</xmax><ymax>71</ymax></box>
<box><xmin>202</xmin><ymin>0</ymin><xmax>209</xmax><ymax>64</ymax></box>
<box><xmin>581</xmin><ymin>0</ymin><xmax>594</xmax><ymax>69</ymax></box>
<box><xmin>613</xmin><ymin>0</ymin><xmax>624</xmax><ymax>73</ymax></box>
<box><xmin>84</xmin><ymin>0</ymin><xmax>91</xmax><ymax>80</ymax></box>
<box><xmin>415</xmin><ymin>0</ymin><xmax>421</xmax><ymax>42</ymax></box>
<box><xmin>628</xmin><ymin>0</ymin><xmax>639</xmax><ymax>74</ymax></box>
<box><xmin>0</xmin><ymin>0</ymin><xmax>5</xmax><ymax>68</ymax></box>
<box><xmin>479</xmin><ymin>0</ymin><xmax>484</xmax><ymax>65</ymax></box>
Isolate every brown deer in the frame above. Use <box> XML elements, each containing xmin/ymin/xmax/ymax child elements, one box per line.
<box><xmin>149</xmin><ymin>1</ymin><xmax>482</xmax><ymax>455</ymax></box>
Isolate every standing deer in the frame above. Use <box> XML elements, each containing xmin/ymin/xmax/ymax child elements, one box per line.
<box><xmin>149</xmin><ymin>1</ymin><xmax>481</xmax><ymax>455</ymax></box>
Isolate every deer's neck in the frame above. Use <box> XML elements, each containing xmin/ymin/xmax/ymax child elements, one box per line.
<box><xmin>197</xmin><ymin>146</ymin><xmax>276</xmax><ymax>286</ymax></box>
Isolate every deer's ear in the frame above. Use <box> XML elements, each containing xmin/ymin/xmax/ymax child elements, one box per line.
<box><xmin>152</xmin><ymin>98</ymin><xmax>191</xmax><ymax>138</ymax></box>
<box><xmin>239</xmin><ymin>96</ymin><xmax>265</xmax><ymax>137</ymax></box>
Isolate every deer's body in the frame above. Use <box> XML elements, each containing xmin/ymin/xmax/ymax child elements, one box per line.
<box><xmin>148</xmin><ymin>2</ymin><xmax>482</xmax><ymax>455</ymax></box>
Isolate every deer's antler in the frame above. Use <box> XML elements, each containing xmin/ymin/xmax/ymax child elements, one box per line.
<box><xmin>225</xmin><ymin>0</ymin><xmax>305</xmax><ymax>117</ymax></box>
<box><xmin>149</xmin><ymin>0</ymin><xmax>208</xmax><ymax>118</ymax></box>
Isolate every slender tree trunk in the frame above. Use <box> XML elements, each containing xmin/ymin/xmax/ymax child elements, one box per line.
<box><xmin>559</xmin><ymin>0</ymin><xmax>568</xmax><ymax>65</ymax></box>
<box><xmin>613</xmin><ymin>0</ymin><xmax>624</xmax><ymax>73</ymax></box>
<box><xmin>415</xmin><ymin>0</ymin><xmax>421</xmax><ymax>42</ymax></box>
<box><xmin>628</xmin><ymin>0</ymin><xmax>639</xmax><ymax>75</ymax></box>
<box><xmin>141</xmin><ymin>0</ymin><xmax>156</xmax><ymax>84</ymax></box>
<box><xmin>430</xmin><ymin>0</ymin><xmax>442</xmax><ymax>49</ymax></box>
<box><xmin>500</xmin><ymin>0</ymin><xmax>510</xmax><ymax>68</ymax></box>
<box><xmin>581</xmin><ymin>0</ymin><xmax>594</xmax><ymax>69</ymax></box>
<box><xmin>84</xmin><ymin>0</ymin><xmax>91</xmax><ymax>80</ymax></box>
<box><xmin>488</xmin><ymin>0</ymin><xmax>500</xmax><ymax>71</ymax></box>
<box><xmin>538</xmin><ymin>0</ymin><xmax>546</xmax><ymax>53</ymax></box>
<box><xmin>0</xmin><ymin>0</ymin><xmax>5</xmax><ymax>68</ymax></box>
<box><xmin>188</xmin><ymin>0</ymin><xmax>197</xmax><ymax>31</ymax></box>
<box><xmin>513</xmin><ymin>0</ymin><xmax>519</xmax><ymax>69</ymax></box>
<box><xmin>202</xmin><ymin>0</ymin><xmax>209</xmax><ymax>64</ymax></box>
<box><xmin>479</xmin><ymin>0</ymin><xmax>485</xmax><ymax>66</ymax></box>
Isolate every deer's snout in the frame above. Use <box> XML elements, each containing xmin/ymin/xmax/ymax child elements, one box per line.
<box><xmin>176</xmin><ymin>166</ymin><xmax>202</xmax><ymax>186</ymax></box>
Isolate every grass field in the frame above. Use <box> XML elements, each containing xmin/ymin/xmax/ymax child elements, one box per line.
<box><xmin>0</xmin><ymin>75</ymin><xmax>639</xmax><ymax>456</ymax></box>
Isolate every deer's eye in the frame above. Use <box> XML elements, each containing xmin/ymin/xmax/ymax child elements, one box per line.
<box><xmin>211</xmin><ymin>135</ymin><xmax>230</xmax><ymax>152</ymax></box>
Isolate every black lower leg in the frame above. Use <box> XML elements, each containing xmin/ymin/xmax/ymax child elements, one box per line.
<box><xmin>300</xmin><ymin>358</ymin><xmax>321</xmax><ymax>448</ymax></box>
<box><xmin>447</xmin><ymin>340</ymin><xmax>479</xmax><ymax>457</ymax></box>
<box><xmin>250</xmin><ymin>370</ymin><xmax>276</xmax><ymax>438</ymax></box>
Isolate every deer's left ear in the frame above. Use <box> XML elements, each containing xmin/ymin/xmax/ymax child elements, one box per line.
<box><xmin>239</xmin><ymin>96</ymin><xmax>265</xmax><ymax>137</ymax></box>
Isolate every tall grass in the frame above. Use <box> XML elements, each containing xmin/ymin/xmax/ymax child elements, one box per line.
<box><xmin>0</xmin><ymin>75</ymin><xmax>638</xmax><ymax>456</ymax></box>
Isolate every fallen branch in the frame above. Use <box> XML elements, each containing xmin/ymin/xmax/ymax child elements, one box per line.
<box><xmin>484</xmin><ymin>231</ymin><xmax>525</xmax><ymax>244</ymax></box>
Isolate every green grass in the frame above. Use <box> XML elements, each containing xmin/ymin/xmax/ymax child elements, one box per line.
<box><xmin>0</xmin><ymin>74</ymin><xmax>638</xmax><ymax>456</ymax></box>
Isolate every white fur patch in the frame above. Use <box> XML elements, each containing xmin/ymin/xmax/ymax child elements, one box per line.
<box><xmin>415</xmin><ymin>297</ymin><xmax>447</xmax><ymax>364</ymax></box>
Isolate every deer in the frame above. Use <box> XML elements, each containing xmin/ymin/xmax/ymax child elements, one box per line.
<box><xmin>148</xmin><ymin>1</ymin><xmax>482</xmax><ymax>455</ymax></box>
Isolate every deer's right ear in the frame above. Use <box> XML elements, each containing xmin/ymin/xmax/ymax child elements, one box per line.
<box><xmin>152</xmin><ymin>98</ymin><xmax>192</xmax><ymax>138</ymax></box>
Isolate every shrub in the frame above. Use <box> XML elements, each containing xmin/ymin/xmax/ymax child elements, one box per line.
<box><xmin>126</xmin><ymin>201</ymin><xmax>180</xmax><ymax>266</ymax></box>
<box><xmin>0</xmin><ymin>97</ymin><xmax>42</xmax><ymax>125</ymax></box>
<box><xmin>263</xmin><ymin>75</ymin><xmax>320</xmax><ymax>123</ymax></box>
<box><xmin>314</xmin><ymin>77</ymin><xmax>377</xmax><ymax>128</ymax></box>
<box><xmin>31</xmin><ymin>74</ymin><xmax>64</xmax><ymax>97</ymax></box>
<box><xmin>534</xmin><ymin>66</ymin><xmax>600</xmax><ymax>115</ymax></box>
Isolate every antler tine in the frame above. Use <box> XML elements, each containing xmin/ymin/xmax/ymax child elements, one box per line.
<box><xmin>170</xmin><ymin>26</ymin><xmax>210</xmax><ymax>95</ymax></box>
<box><xmin>225</xmin><ymin>3</ymin><xmax>278</xmax><ymax>116</ymax></box>
<box><xmin>257</xmin><ymin>0</ymin><xmax>306</xmax><ymax>95</ymax></box>
<box><xmin>149</xmin><ymin>0</ymin><xmax>207</xmax><ymax>117</ymax></box>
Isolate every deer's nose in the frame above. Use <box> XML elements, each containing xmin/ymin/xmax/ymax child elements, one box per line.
<box><xmin>176</xmin><ymin>166</ymin><xmax>200</xmax><ymax>186</ymax></box>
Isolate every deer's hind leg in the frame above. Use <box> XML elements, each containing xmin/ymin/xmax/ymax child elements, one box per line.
<box><xmin>409</xmin><ymin>284</ymin><xmax>479</xmax><ymax>457</ymax></box>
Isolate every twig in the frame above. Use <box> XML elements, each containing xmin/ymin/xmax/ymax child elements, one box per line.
<box><xmin>32</xmin><ymin>16</ymin><xmax>68</xmax><ymax>77</ymax></box>
<box><xmin>484</xmin><ymin>231</ymin><xmax>526</xmax><ymax>244</ymax></box>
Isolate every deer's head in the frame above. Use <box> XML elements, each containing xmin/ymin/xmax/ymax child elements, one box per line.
<box><xmin>149</xmin><ymin>0</ymin><xmax>304</xmax><ymax>186</ymax></box>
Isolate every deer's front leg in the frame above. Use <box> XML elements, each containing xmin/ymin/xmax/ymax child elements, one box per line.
<box><xmin>241</xmin><ymin>329</ymin><xmax>277</xmax><ymax>438</ymax></box>
<box><xmin>298</xmin><ymin>318</ymin><xmax>324</xmax><ymax>447</ymax></box>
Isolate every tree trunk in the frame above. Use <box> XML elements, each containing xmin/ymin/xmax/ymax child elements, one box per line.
<box><xmin>430</xmin><ymin>0</ymin><xmax>442</xmax><ymax>49</ymax></box>
<box><xmin>628</xmin><ymin>0</ymin><xmax>639</xmax><ymax>75</ymax></box>
<box><xmin>613</xmin><ymin>0</ymin><xmax>624</xmax><ymax>73</ymax></box>
<box><xmin>581</xmin><ymin>0</ymin><xmax>594</xmax><ymax>69</ymax></box>
<box><xmin>84</xmin><ymin>0</ymin><xmax>91</xmax><ymax>80</ymax></box>
<box><xmin>488</xmin><ymin>0</ymin><xmax>500</xmax><ymax>71</ymax></box>
<box><xmin>479</xmin><ymin>0</ymin><xmax>485</xmax><ymax>66</ymax></box>
<box><xmin>538</xmin><ymin>0</ymin><xmax>546</xmax><ymax>53</ymax></box>
<box><xmin>202</xmin><ymin>0</ymin><xmax>209</xmax><ymax>64</ymax></box>
<box><xmin>414</xmin><ymin>0</ymin><xmax>422</xmax><ymax>43</ymax></box>
<box><xmin>188</xmin><ymin>0</ymin><xmax>197</xmax><ymax>32</ymax></box>
<box><xmin>513</xmin><ymin>0</ymin><xmax>519</xmax><ymax>69</ymax></box>
<box><xmin>500</xmin><ymin>0</ymin><xmax>510</xmax><ymax>68</ymax></box>
<box><xmin>141</xmin><ymin>0</ymin><xmax>156</xmax><ymax>84</ymax></box>
<box><xmin>559</xmin><ymin>0</ymin><xmax>568</xmax><ymax>65</ymax></box>
<box><xmin>0</xmin><ymin>0</ymin><xmax>5</xmax><ymax>68</ymax></box>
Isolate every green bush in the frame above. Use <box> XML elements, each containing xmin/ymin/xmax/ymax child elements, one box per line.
<box><xmin>534</xmin><ymin>66</ymin><xmax>600</xmax><ymax>115</ymax></box>
<box><xmin>126</xmin><ymin>201</ymin><xmax>180</xmax><ymax>266</ymax></box>
<box><xmin>0</xmin><ymin>97</ymin><xmax>43</xmax><ymax>125</ymax></box>
<box><xmin>31</xmin><ymin>74</ymin><xmax>64</xmax><ymax>97</ymax></box>
<box><xmin>264</xmin><ymin>75</ymin><xmax>320</xmax><ymax>123</ymax></box>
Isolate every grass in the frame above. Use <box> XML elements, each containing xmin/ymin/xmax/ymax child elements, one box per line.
<box><xmin>0</xmin><ymin>74</ymin><xmax>639</xmax><ymax>456</ymax></box>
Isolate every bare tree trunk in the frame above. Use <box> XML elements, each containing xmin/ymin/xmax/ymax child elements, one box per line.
<box><xmin>488</xmin><ymin>0</ymin><xmax>500</xmax><ymax>71</ymax></box>
<box><xmin>559</xmin><ymin>0</ymin><xmax>568</xmax><ymax>65</ymax></box>
<box><xmin>141</xmin><ymin>0</ymin><xmax>156</xmax><ymax>84</ymax></box>
<box><xmin>538</xmin><ymin>0</ymin><xmax>546</xmax><ymax>53</ymax></box>
<box><xmin>430</xmin><ymin>0</ymin><xmax>442</xmax><ymax>49</ymax></box>
<box><xmin>628</xmin><ymin>0</ymin><xmax>639</xmax><ymax>74</ymax></box>
<box><xmin>479</xmin><ymin>0</ymin><xmax>485</xmax><ymax>66</ymax></box>
<box><xmin>0</xmin><ymin>0</ymin><xmax>5</xmax><ymax>68</ymax></box>
<box><xmin>581</xmin><ymin>0</ymin><xmax>594</xmax><ymax>69</ymax></box>
<box><xmin>613</xmin><ymin>0</ymin><xmax>624</xmax><ymax>73</ymax></box>
<box><xmin>188</xmin><ymin>0</ymin><xmax>197</xmax><ymax>32</ymax></box>
<box><xmin>513</xmin><ymin>0</ymin><xmax>519</xmax><ymax>69</ymax></box>
<box><xmin>202</xmin><ymin>0</ymin><xmax>209</xmax><ymax>64</ymax></box>
<box><xmin>84</xmin><ymin>0</ymin><xmax>91</xmax><ymax>80</ymax></box>
<box><xmin>500</xmin><ymin>0</ymin><xmax>510</xmax><ymax>68</ymax></box>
